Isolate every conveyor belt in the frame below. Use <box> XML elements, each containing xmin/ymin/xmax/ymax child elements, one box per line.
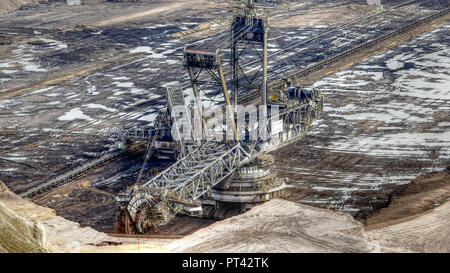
<box><xmin>19</xmin><ymin>144</ymin><xmax>142</xmax><ymax>198</ymax></box>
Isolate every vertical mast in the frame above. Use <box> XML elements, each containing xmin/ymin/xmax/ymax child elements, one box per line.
<box><xmin>231</xmin><ymin>10</ymin><xmax>239</xmax><ymax>110</ymax></box>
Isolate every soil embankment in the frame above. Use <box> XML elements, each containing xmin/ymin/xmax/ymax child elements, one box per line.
<box><xmin>2</xmin><ymin>176</ymin><xmax>449</xmax><ymax>253</ymax></box>
<box><xmin>0</xmin><ymin>180</ymin><xmax>166</xmax><ymax>252</ymax></box>
<box><xmin>358</xmin><ymin>167</ymin><xmax>450</xmax><ymax>230</ymax></box>
<box><xmin>361</xmin><ymin>168</ymin><xmax>450</xmax><ymax>252</ymax></box>
<box><xmin>0</xmin><ymin>181</ymin><xmax>61</xmax><ymax>252</ymax></box>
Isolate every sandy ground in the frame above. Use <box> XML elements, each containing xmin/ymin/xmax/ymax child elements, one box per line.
<box><xmin>2</xmin><ymin>178</ymin><xmax>449</xmax><ymax>253</ymax></box>
<box><xmin>1</xmin><ymin>179</ymin><xmax>374</xmax><ymax>253</ymax></box>
<box><xmin>166</xmin><ymin>195</ymin><xmax>450</xmax><ymax>253</ymax></box>
<box><xmin>165</xmin><ymin>199</ymin><xmax>374</xmax><ymax>253</ymax></box>
<box><xmin>361</xmin><ymin>168</ymin><xmax>450</xmax><ymax>252</ymax></box>
<box><xmin>367</xmin><ymin>201</ymin><xmax>450</xmax><ymax>252</ymax></box>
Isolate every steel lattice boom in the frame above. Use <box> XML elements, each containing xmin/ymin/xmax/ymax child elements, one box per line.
<box><xmin>115</xmin><ymin>0</ymin><xmax>324</xmax><ymax>233</ymax></box>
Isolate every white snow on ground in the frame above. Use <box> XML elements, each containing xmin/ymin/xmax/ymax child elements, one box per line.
<box><xmin>141</xmin><ymin>67</ymin><xmax>160</xmax><ymax>72</ymax></box>
<box><xmin>87</xmin><ymin>85</ymin><xmax>97</xmax><ymax>95</ymax></box>
<box><xmin>283</xmin><ymin>24</ymin><xmax>450</xmax><ymax>210</ymax></box>
<box><xmin>1</xmin><ymin>69</ymin><xmax>17</xmax><ymax>74</ymax></box>
<box><xmin>313</xmin><ymin>28</ymin><xmax>450</xmax><ymax>157</ymax></box>
<box><xmin>112</xmin><ymin>76</ymin><xmax>129</xmax><ymax>81</ymax></box>
<box><xmin>129</xmin><ymin>46</ymin><xmax>165</xmax><ymax>58</ymax></box>
<box><xmin>39</xmin><ymin>38</ymin><xmax>68</xmax><ymax>50</ymax></box>
<box><xmin>392</xmin><ymin>72</ymin><xmax>450</xmax><ymax>100</ymax></box>
<box><xmin>2</xmin><ymin>157</ymin><xmax>27</xmax><ymax>161</ymax></box>
<box><xmin>138</xmin><ymin>113</ymin><xmax>158</xmax><ymax>122</ymax></box>
<box><xmin>0</xmin><ymin>37</ymin><xmax>68</xmax><ymax>88</ymax></box>
<box><xmin>23</xmin><ymin>63</ymin><xmax>46</xmax><ymax>72</ymax></box>
<box><xmin>42</xmin><ymin>128</ymin><xmax>63</xmax><ymax>132</ymax></box>
<box><xmin>31</xmin><ymin>86</ymin><xmax>55</xmax><ymax>94</ymax></box>
<box><xmin>8</xmin><ymin>45</ymin><xmax>47</xmax><ymax>72</ymax></box>
<box><xmin>0</xmin><ymin>99</ymin><xmax>16</xmax><ymax>109</ymax></box>
<box><xmin>385</xmin><ymin>52</ymin><xmax>414</xmax><ymax>70</ymax></box>
<box><xmin>44</xmin><ymin>93</ymin><xmax>61</xmax><ymax>97</ymax></box>
<box><xmin>0</xmin><ymin>168</ymin><xmax>17</xmax><ymax>172</ymax></box>
<box><xmin>113</xmin><ymin>91</ymin><xmax>126</xmax><ymax>96</ymax></box>
<box><xmin>114</xmin><ymin>82</ymin><xmax>134</xmax><ymax>88</ymax></box>
<box><xmin>83</xmin><ymin>103</ymin><xmax>116</xmax><ymax>112</ymax></box>
<box><xmin>438</xmin><ymin>122</ymin><xmax>450</xmax><ymax>127</ymax></box>
<box><xmin>57</xmin><ymin>108</ymin><xmax>92</xmax><ymax>121</ymax></box>
<box><xmin>129</xmin><ymin>88</ymin><xmax>142</xmax><ymax>94</ymax></box>
<box><xmin>67</xmin><ymin>94</ymin><xmax>79</xmax><ymax>99</ymax></box>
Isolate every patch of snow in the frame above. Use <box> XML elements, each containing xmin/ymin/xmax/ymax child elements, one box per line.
<box><xmin>84</xmin><ymin>103</ymin><xmax>116</xmax><ymax>112</ymax></box>
<box><xmin>129</xmin><ymin>46</ymin><xmax>165</xmax><ymax>59</ymax></box>
<box><xmin>114</xmin><ymin>82</ymin><xmax>134</xmax><ymax>88</ymax></box>
<box><xmin>138</xmin><ymin>113</ymin><xmax>157</xmax><ymax>122</ymax></box>
<box><xmin>58</xmin><ymin>108</ymin><xmax>92</xmax><ymax>121</ymax></box>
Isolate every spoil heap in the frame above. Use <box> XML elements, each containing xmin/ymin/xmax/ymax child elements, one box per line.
<box><xmin>0</xmin><ymin>180</ymin><xmax>123</xmax><ymax>252</ymax></box>
<box><xmin>166</xmin><ymin>199</ymin><xmax>374</xmax><ymax>253</ymax></box>
<box><xmin>0</xmin><ymin>180</ymin><xmax>60</xmax><ymax>252</ymax></box>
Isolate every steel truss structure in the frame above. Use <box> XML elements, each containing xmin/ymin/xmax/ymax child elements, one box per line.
<box><xmin>231</xmin><ymin>5</ymin><xmax>268</xmax><ymax>108</ymax></box>
<box><xmin>121</xmin><ymin>89</ymin><xmax>323</xmax><ymax>228</ymax></box>
<box><xmin>116</xmin><ymin>0</ymin><xmax>324</xmax><ymax>232</ymax></box>
<box><xmin>184</xmin><ymin>48</ymin><xmax>239</xmax><ymax>141</ymax></box>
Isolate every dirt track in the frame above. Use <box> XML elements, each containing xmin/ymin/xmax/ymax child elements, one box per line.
<box><xmin>92</xmin><ymin>2</ymin><xmax>186</xmax><ymax>27</ymax></box>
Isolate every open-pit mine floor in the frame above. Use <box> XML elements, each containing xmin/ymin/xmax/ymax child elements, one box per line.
<box><xmin>0</xmin><ymin>0</ymin><xmax>449</xmax><ymax>237</ymax></box>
